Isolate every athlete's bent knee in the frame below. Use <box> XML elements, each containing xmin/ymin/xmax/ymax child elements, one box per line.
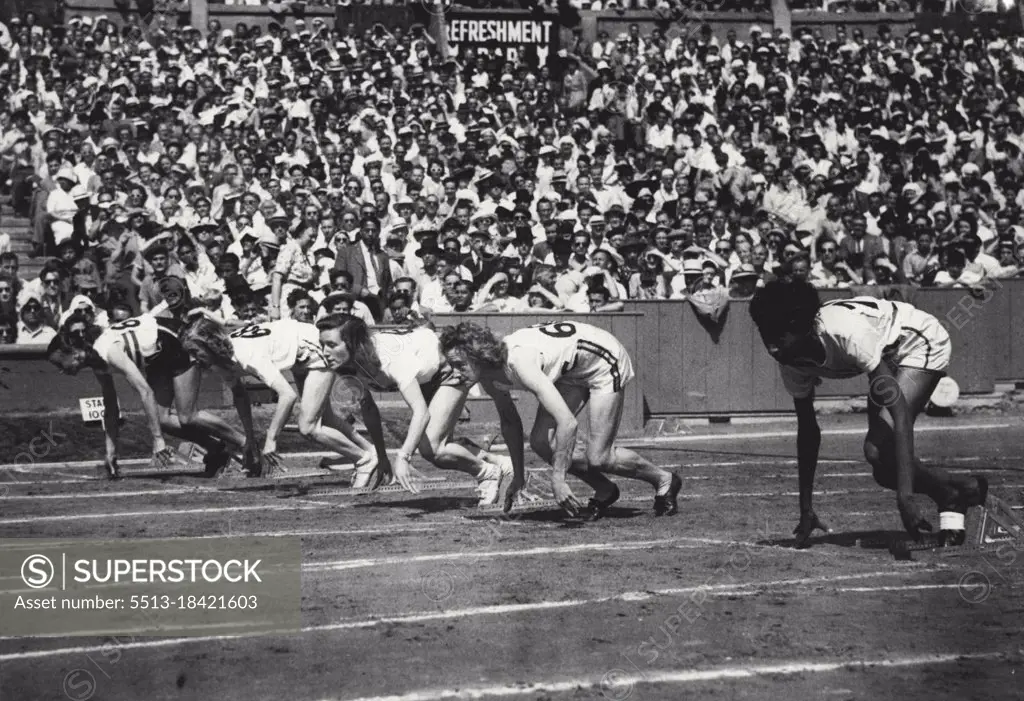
<box><xmin>863</xmin><ymin>439</ymin><xmax>882</xmax><ymax>468</ymax></box>
<box><xmin>586</xmin><ymin>450</ymin><xmax>615</xmax><ymax>473</ymax></box>
<box><xmin>297</xmin><ymin>416</ymin><xmax>320</xmax><ymax>438</ymax></box>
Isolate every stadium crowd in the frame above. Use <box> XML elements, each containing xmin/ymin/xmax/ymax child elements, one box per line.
<box><xmin>0</xmin><ymin>11</ymin><xmax>1023</xmax><ymax>346</ymax></box>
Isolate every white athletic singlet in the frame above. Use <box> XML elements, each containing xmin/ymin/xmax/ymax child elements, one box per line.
<box><xmin>502</xmin><ymin>321</ymin><xmax>635</xmax><ymax>395</ymax></box>
<box><xmin>780</xmin><ymin>297</ymin><xmax>952</xmax><ymax>399</ymax></box>
<box><xmin>359</xmin><ymin>326</ymin><xmax>446</xmax><ymax>392</ymax></box>
<box><xmin>229</xmin><ymin>319</ymin><xmax>327</xmax><ymax>380</ymax></box>
<box><xmin>91</xmin><ymin>315</ymin><xmax>191</xmax><ymax>376</ymax></box>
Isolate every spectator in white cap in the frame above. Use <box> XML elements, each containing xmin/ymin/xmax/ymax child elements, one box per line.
<box><xmin>15</xmin><ymin>287</ymin><xmax>55</xmax><ymax>346</ymax></box>
<box><xmin>43</xmin><ymin>167</ymin><xmax>79</xmax><ymax>256</ymax></box>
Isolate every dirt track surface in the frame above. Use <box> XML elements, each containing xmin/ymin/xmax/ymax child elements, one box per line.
<box><xmin>1</xmin><ymin>415</ymin><xmax>1023</xmax><ymax>701</ymax></box>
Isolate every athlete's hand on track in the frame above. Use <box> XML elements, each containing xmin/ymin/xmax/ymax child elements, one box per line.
<box><xmin>393</xmin><ymin>455</ymin><xmax>421</xmax><ymax>495</ymax></box>
<box><xmin>261</xmin><ymin>451</ymin><xmax>284</xmax><ymax>475</ymax></box>
<box><xmin>793</xmin><ymin>509</ymin><xmax>831</xmax><ymax>549</ymax></box>
<box><xmin>152</xmin><ymin>446</ymin><xmax>177</xmax><ymax>469</ymax></box>
<box><xmin>503</xmin><ymin>474</ymin><xmax>546</xmax><ymax>512</ymax></box>
<box><xmin>356</xmin><ymin>449</ymin><xmax>379</xmax><ymax>473</ymax></box>
<box><xmin>552</xmin><ymin>478</ymin><xmax>584</xmax><ymax>517</ymax></box>
<box><xmin>242</xmin><ymin>444</ymin><xmax>261</xmax><ymax>475</ymax></box>
<box><xmin>102</xmin><ymin>457</ymin><xmax>121</xmax><ymax>480</ymax></box>
<box><xmin>898</xmin><ymin>495</ymin><xmax>934</xmax><ymax>540</ymax></box>
<box><xmin>376</xmin><ymin>455</ymin><xmax>394</xmax><ymax>484</ymax></box>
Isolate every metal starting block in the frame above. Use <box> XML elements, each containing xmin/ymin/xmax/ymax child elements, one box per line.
<box><xmin>890</xmin><ymin>494</ymin><xmax>1024</xmax><ymax>559</ymax></box>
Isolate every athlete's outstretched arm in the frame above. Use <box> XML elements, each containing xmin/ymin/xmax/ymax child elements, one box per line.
<box><xmin>392</xmin><ymin>379</ymin><xmax>431</xmax><ymax>493</ymax></box>
<box><xmin>510</xmin><ymin>353</ymin><xmax>585</xmax><ymax>516</ymax></box>
<box><xmin>867</xmin><ymin>363</ymin><xmax>933</xmax><ymax>538</ymax></box>
<box><xmin>256</xmin><ymin>365</ymin><xmax>299</xmax><ymax>456</ymax></box>
<box><xmin>483</xmin><ymin>381</ymin><xmax>527</xmax><ymax>513</ymax></box>
<box><xmin>98</xmin><ymin>371</ymin><xmax>121</xmax><ymax>466</ymax></box>
<box><xmin>105</xmin><ymin>347</ymin><xmax>172</xmax><ymax>464</ymax></box>
<box><xmin>227</xmin><ymin>372</ymin><xmax>259</xmax><ymax>466</ymax></box>
<box><xmin>793</xmin><ymin>394</ymin><xmax>829</xmax><ymax>548</ymax></box>
<box><xmin>358</xmin><ymin>390</ymin><xmax>391</xmax><ymax>480</ymax></box>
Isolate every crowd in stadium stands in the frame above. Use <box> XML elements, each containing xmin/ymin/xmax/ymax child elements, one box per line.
<box><xmin>0</xmin><ymin>11</ymin><xmax>1022</xmax><ymax>346</ymax></box>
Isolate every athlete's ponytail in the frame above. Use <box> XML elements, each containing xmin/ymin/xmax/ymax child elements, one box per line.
<box><xmin>316</xmin><ymin>313</ymin><xmax>383</xmax><ymax>378</ymax></box>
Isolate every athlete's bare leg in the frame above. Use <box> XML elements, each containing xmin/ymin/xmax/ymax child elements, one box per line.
<box><xmin>417</xmin><ymin>385</ymin><xmax>498</xmax><ymax>478</ymax></box>
<box><xmin>155</xmin><ymin>370</ymin><xmax>246</xmax><ymax>450</ymax></box>
<box><xmin>864</xmin><ymin>366</ymin><xmax>982</xmax><ymax>505</ymax></box>
<box><xmin>585</xmin><ymin>389</ymin><xmax>675</xmax><ymax>495</ymax></box>
<box><xmin>294</xmin><ymin>370</ymin><xmax>370</xmax><ymax>460</ymax></box>
<box><xmin>529</xmin><ymin>384</ymin><xmax>619</xmax><ymax>500</ymax></box>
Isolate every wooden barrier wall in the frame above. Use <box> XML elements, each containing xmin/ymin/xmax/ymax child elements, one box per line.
<box><xmin>624</xmin><ymin>284</ymin><xmax>1004</xmax><ymax>416</ymax></box>
<box><xmin>0</xmin><ymin>346</ymin><xmax>228</xmax><ymax>414</ymax></box>
<box><xmin>0</xmin><ymin>286</ymin><xmax>1015</xmax><ymax>425</ymax></box>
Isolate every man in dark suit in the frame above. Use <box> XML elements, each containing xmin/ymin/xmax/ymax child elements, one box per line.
<box><xmin>838</xmin><ymin>213</ymin><xmax>887</xmax><ymax>281</ymax></box>
<box><xmin>462</xmin><ymin>229</ymin><xmax>501</xmax><ymax>288</ymax></box>
<box><xmin>333</xmin><ymin>216</ymin><xmax>391</xmax><ymax>321</ymax></box>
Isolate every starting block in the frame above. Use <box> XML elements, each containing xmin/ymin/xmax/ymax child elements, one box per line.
<box><xmin>890</xmin><ymin>494</ymin><xmax>1024</xmax><ymax>558</ymax></box>
<box><xmin>965</xmin><ymin>494</ymin><xmax>1024</xmax><ymax>550</ymax></box>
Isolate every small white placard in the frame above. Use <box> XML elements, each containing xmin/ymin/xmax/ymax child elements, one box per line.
<box><xmin>79</xmin><ymin>397</ymin><xmax>109</xmax><ymax>423</ymax></box>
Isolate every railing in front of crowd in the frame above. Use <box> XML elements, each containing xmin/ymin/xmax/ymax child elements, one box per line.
<box><xmin>53</xmin><ymin>0</ymin><xmax>1020</xmax><ymax>38</ymax></box>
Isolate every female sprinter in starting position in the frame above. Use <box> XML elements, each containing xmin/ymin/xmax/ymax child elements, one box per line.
<box><xmin>47</xmin><ymin>312</ymin><xmax>255</xmax><ymax>479</ymax></box>
<box><xmin>178</xmin><ymin>316</ymin><xmax>378</xmax><ymax>478</ymax></box>
<box><xmin>749</xmin><ymin>279</ymin><xmax>989</xmax><ymax>547</ymax></box>
<box><xmin>316</xmin><ymin>314</ymin><xmax>517</xmax><ymax>503</ymax></box>
<box><xmin>438</xmin><ymin>320</ymin><xmax>682</xmax><ymax>518</ymax></box>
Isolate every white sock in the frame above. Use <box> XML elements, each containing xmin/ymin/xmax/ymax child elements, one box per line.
<box><xmin>939</xmin><ymin>511</ymin><xmax>965</xmax><ymax>531</ymax></box>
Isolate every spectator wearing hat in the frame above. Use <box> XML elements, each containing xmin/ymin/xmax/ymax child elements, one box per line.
<box><xmin>42</xmin><ymin>166</ymin><xmax>78</xmax><ymax>257</ymax></box>
<box><xmin>15</xmin><ymin>288</ymin><xmax>55</xmax><ymax>346</ymax></box>
<box><xmin>728</xmin><ymin>264</ymin><xmax>761</xmax><ymax>300</ymax></box>
<box><xmin>410</xmin><ymin>237</ymin><xmax>445</xmax><ymax>308</ymax></box>
<box><xmin>463</xmin><ymin>228</ymin><xmax>501</xmax><ymax>289</ymax></box>
<box><xmin>629</xmin><ymin>246</ymin><xmax>669</xmax><ymax>300</ymax></box>
<box><xmin>473</xmin><ymin>271</ymin><xmax>525</xmax><ymax>313</ymax></box>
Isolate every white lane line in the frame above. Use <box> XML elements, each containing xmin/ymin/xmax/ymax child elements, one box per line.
<box><xmin>0</xmin><ymin>569</ymin><xmax>943</xmax><ymax>660</ymax></box>
<box><xmin>331</xmin><ymin>651</ymin><xmax>1007</xmax><ymax>701</ymax></box>
<box><xmin>0</xmin><ymin>422</ymin><xmax>1011</xmax><ymax>472</ymax></box>
<box><xmin>618</xmin><ymin>422</ymin><xmax>1013</xmax><ymax>445</ymax></box>
<box><xmin>721</xmin><ymin>583</ymin><xmax>965</xmax><ymax>597</ymax></box>
<box><xmin>0</xmin><ymin>504</ymin><xmax>325</xmax><ymax>525</ymax></box>
<box><xmin>306</xmin><ymin>538</ymin><xmax>704</xmax><ymax>572</ymax></box>
<box><xmin>0</xmin><ymin>489</ymin><xmax>198</xmax><ymax>501</ymax></box>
